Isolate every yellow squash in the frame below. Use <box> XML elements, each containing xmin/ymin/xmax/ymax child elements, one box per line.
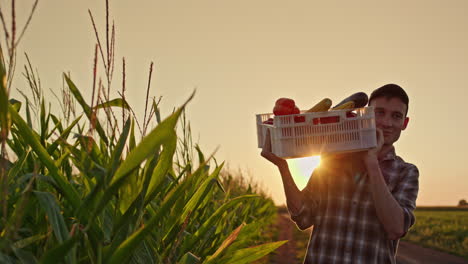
<box><xmin>331</xmin><ymin>100</ymin><xmax>355</xmax><ymax>110</ymax></box>
<box><xmin>306</xmin><ymin>98</ymin><xmax>332</xmax><ymax>112</ymax></box>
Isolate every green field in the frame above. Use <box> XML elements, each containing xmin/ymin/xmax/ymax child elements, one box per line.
<box><xmin>402</xmin><ymin>208</ymin><xmax>468</xmax><ymax>259</ymax></box>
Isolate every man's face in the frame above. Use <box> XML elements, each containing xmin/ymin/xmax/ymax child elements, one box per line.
<box><xmin>369</xmin><ymin>97</ymin><xmax>409</xmax><ymax>145</ymax></box>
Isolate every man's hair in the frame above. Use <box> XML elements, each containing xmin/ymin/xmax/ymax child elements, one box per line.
<box><xmin>369</xmin><ymin>84</ymin><xmax>409</xmax><ymax>116</ymax></box>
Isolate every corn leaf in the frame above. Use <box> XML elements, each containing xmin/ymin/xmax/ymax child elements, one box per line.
<box><xmin>182</xmin><ymin>163</ymin><xmax>223</xmax><ymax>220</ymax></box>
<box><xmin>110</xmin><ymin>108</ymin><xmax>180</xmax><ymax>185</ymax></box>
<box><xmin>203</xmin><ymin>223</ymin><xmax>245</xmax><ymax>263</ymax></box>
<box><xmin>143</xmin><ymin>132</ymin><xmax>177</xmax><ymax>204</ymax></box>
<box><xmin>11</xmin><ymin>247</ymin><xmax>38</xmax><ymax>264</ymax></box>
<box><xmin>129</xmin><ymin>119</ymin><xmax>136</xmax><ymax>151</ymax></box>
<box><xmin>93</xmin><ymin>98</ymin><xmax>130</xmax><ymax>110</ymax></box>
<box><xmin>194</xmin><ymin>144</ymin><xmax>205</xmax><ymax>165</ymax></box>
<box><xmin>34</xmin><ymin>191</ymin><xmax>70</xmax><ymax>243</ymax></box>
<box><xmin>25</xmin><ymin>99</ymin><xmax>33</xmax><ymax>128</ymax></box>
<box><xmin>164</xmin><ymin>163</ymin><xmax>224</xmax><ymax>246</ymax></box>
<box><xmin>75</xmin><ymin>134</ymin><xmax>103</xmax><ymax>164</ymax></box>
<box><xmin>109</xmin><ymin>118</ymin><xmax>131</xmax><ymax>177</ymax></box>
<box><xmin>9</xmin><ymin>98</ymin><xmax>21</xmax><ymax>112</ymax></box>
<box><xmin>181</xmin><ymin>195</ymin><xmax>259</xmax><ymax>253</ymax></box>
<box><xmin>4</xmin><ymin>175</ymin><xmax>35</xmax><ymax>240</ymax></box>
<box><xmin>7</xmin><ymin>148</ymin><xmax>31</xmax><ymax>184</ymax></box>
<box><xmin>0</xmin><ymin>53</ymin><xmax>10</xmax><ymax>139</ymax></box>
<box><xmin>13</xmin><ymin>234</ymin><xmax>48</xmax><ymax>249</ymax></box>
<box><xmin>47</xmin><ymin>114</ymin><xmax>63</xmax><ymax>139</ymax></box>
<box><xmin>107</xmin><ymin>142</ymin><xmax>195</xmax><ymax>263</ymax></box>
<box><xmin>153</xmin><ymin>98</ymin><xmax>161</xmax><ymax>124</ymax></box>
<box><xmin>63</xmin><ymin>74</ymin><xmax>108</xmax><ymax>145</ymax></box>
<box><xmin>0</xmin><ymin>253</ymin><xmax>15</xmax><ymax>264</ymax></box>
<box><xmin>118</xmin><ymin>169</ymin><xmax>141</xmax><ymax>213</ymax></box>
<box><xmin>212</xmin><ymin>240</ymin><xmax>287</xmax><ymax>264</ymax></box>
<box><xmin>46</xmin><ymin>115</ymin><xmax>82</xmax><ymax>154</ymax></box>
<box><xmin>109</xmin><ymin>153</ymin><xmax>159</xmax><ymax>242</ymax></box>
<box><xmin>39</xmin><ymin>99</ymin><xmax>48</xmax><ymax>144</ymax></box>
<box><xmin>214</xmin><ymin>220</ymin><xmax>265</xmax><ymax>256</ymax></box>
<box><xmin>39</xmin><ymin>235</ymin><xmax>79</xmax><ymax>264</ymax></box>
<box><xmin>91</xmin><ymin>93</ymin><xmax>193</xmax><ymax>223</ymax></box>
<box><xmin>9</xmin><ymin>104</ymin><xmax>81</xmax><ymax>210</ymax></box>
<box><xmin>177</xmin><ymin>252</ymin><xmax>200</xmax><ymax>264</ymax></box>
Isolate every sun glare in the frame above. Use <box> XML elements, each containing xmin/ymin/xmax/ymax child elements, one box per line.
<box><xmin>287</xmin><ymin>156</ymin><xmax>321</xmax><ymax>190</ymax></box>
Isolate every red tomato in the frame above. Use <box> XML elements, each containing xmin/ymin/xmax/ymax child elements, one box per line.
<box><xmin>263</xmin><ymin>118</ymin><xmax>274</xmax><ymax>125</ymax></box>
<box><xmin>273</xmin><ymin>105</ymin><xmax>294</xmax><ymax>116</ymax></box>
<box><xmin>292</xmin><ymin>106</ymin><xmax>300</xmax><ymax>114</ymax></box>
<box><xmin>275</xmin><ymin>98</ymin><xmax>295</xmax><ymax>108</ymax></box>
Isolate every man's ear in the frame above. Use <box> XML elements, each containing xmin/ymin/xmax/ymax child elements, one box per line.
<box><xmin>402</xmin><ymin>117</ymin><xmax>409</xmax><ymax>130</ymax></box>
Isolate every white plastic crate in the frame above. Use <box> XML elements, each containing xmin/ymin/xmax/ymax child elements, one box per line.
<box><xmin>256</xmin><ymin>106</ymin><xmax>377</xmax><ymax>159</ymax></box>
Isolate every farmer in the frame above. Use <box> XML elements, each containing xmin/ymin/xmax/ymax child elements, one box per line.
<box><xmin>261</xmin><ymin>84</ymin><xmax>419</xmax><ymax>263</ymax></box>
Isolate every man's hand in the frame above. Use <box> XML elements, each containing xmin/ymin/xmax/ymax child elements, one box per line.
<box><xmin>363</xmin><ymin>127</ymin><xmax>405</xmax><ymax>240</ymax></box>
<box><xmin>261</xmin><ymin>129</ymin><xmax>287</xmax><ymax>167</ymax></box>
<box><xmin>365</xmin><ymin>128</ymin><xmax>384</xmax><ymax>162</ymax></box>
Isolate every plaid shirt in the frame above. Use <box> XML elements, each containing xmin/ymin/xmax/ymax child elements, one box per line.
<box><xmin>289</xmin><ymin>147</ymin><xmax>419</xmax><ymax>264</ymax></box>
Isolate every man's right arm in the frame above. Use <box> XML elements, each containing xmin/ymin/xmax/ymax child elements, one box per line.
<box><xmin>276</xmin><ymin>161</ymin><xmax>303</xmax><ymax>216</ymax></box>
<box><xmin>260</xmin><ymin>129</ymin><xmax>303</xmax><ymax>215</ymax></box>
<box><xmin>261</xmin><ymin>129</ymin><xmax>319</xmax><ymax>229</ymax></box>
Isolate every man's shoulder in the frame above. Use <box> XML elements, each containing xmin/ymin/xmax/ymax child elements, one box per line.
<box><xmin>394</xmin><ymin>155</ymin><xmax>419</xmax><ymax>177</ymax></box>
<box><xmin>394</xmin><ymin>154</ymin><xmax>417</xmax><ymax>167</ymax></box>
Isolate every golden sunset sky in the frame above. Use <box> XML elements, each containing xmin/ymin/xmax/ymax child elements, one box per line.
<box><xmin>8</xmin><ymin>0</ymin><xmax>468</xmax><ymax>206</ymax></box>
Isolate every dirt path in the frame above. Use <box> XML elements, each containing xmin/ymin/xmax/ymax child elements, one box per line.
<box><xmin>397</xmin><ymin>241</ymin><xmax>468</xmax><ymax>264</ymax></box>
<box><xmin>271</xmin><ymin>212</ymin><xmax>297</xmax><ymax>264</ymax></box>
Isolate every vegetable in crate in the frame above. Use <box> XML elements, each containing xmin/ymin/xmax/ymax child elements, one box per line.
<box><xmin>333</xmin><ymin>92</ymin><xmax>368</xmax><ymax>109</ymax></box>
<box><xmin>293</xmin><ymin>106</ymin><xmax>300</xmax><ymax>114</ymax></box>
<box><xmin>273</xmin><ymin>97</ymin><xmax>299</xmax><ymax>116</ymax></box>
<box><xmin>275</xmin><ymin>98</ymin><xmax>295</xmax><ymax>108</ymax></box>
<box><xmin>306</xmin><ymin>98</ymin><xmax>332</xmax><ymax>112</ymax></box>
<box><xmin>263</xmin><ymin>118</ymin><xmax>274</xmax><ymax>125</ymax></box>
<box><xmin>332</xmin><ymin>100</ymin><xmax>355</xmax><ymax>110</ymax></box>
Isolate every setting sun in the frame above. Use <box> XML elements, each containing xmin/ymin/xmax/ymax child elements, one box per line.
<box><xmin>287</xmin><ymin>156</ymin><xmax>321</xmax><ymax>190</ymax></box>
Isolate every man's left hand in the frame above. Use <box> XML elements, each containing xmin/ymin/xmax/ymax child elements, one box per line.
<box><xmin>366</xmin><ymin>128</ymin><xmax>384</xmax><ymax>162</ymax></box>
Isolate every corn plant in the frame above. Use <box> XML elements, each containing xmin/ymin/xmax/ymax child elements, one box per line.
<box><xmin>0</xmin><ymin>1</ymin><xmax>285</xmax><ymax>263</ymax></box>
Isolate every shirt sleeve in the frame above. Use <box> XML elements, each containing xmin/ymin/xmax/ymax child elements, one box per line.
<box><xmin>392</xmin><ymin>164</ymin><xmax>419</xmax><ymax>238</ymax></box>
<box><xmin>288</xmin><ymin>169</ymin><xmax>322</xmax><ymax>230</ymax></box>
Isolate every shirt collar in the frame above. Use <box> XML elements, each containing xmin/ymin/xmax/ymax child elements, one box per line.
<box><xmin>379</xmin><ymin>146</ymin><xmax>396</xmax><ymax>162</ymax></box>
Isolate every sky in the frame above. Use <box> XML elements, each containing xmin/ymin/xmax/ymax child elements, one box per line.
<box><xmin>5</xmin><ymin>0</ymin><xmax>468</xmax><ymax>206</ymax></box>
